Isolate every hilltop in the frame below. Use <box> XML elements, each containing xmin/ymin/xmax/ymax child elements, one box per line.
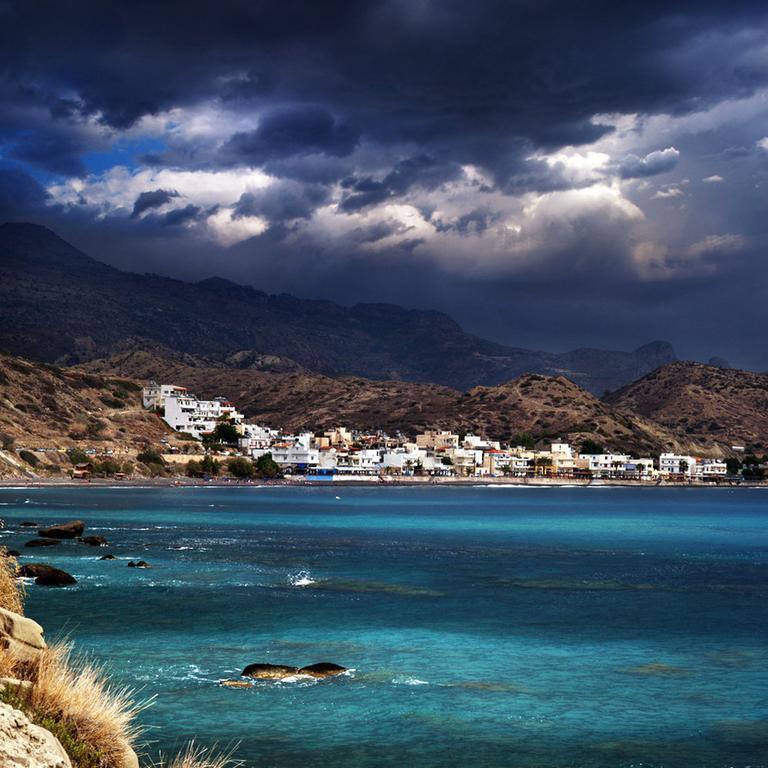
<box><xmin>0</xmin><ymin>222</ymin><xmax>676</xmax><ymax>394</ymax></box>
<box><xmin>80</xmin><ymin>350</ymin><xmax>726</xmax><ymax>456</ymax></box>
<box><xmin>0</xmin><ymin>353</ymin><xmax>176</xmax><ymax>477</ymax></box>
<box><xmin>606</xmin><ymin>362</ymin><xmax>768</xmax><ymax>453</ymax></box>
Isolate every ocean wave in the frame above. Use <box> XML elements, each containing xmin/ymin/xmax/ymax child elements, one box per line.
<box><xmin>392</xmin><ymin>676</ymin><xmax>429</xmax><ymax>686</ymax></box>
<box><xmin>288</xmin><ymin>570</ymin><xmax>316</xmax><ymax>587</ymax></box>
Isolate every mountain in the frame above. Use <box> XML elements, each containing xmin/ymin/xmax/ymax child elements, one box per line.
<box><xmin>605</xmin><ymin>362</ymin><xmax>768</xmax><ymax>453</ymax></box>
<box><xmin>81</xmin><ymin>350</ymin><xmax>720</xmax><ymax>456</ymax></box>
<box><xmin>0</xmin><ymin>222</ymin><xmax>677</xmax><ymax>393</ymax></box>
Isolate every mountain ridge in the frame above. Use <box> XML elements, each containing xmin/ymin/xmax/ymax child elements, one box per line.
<box><xmin>0</xmin><ymin>221</ymin><xmax>677</xmax><ymax>393</ymax></box>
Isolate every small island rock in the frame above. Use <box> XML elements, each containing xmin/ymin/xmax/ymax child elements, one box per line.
<box><xmin>81</xmin><ymin>535</ymin><xmax>108</xmax><ymax>547</ymax></box>
<box><xmin>127</xmin><ymin>560</ymin><xmax>150</xmax><ymax>568</ymax></box>
<box><xmin>99</xmin><ymin>554</ymin><xmax>117</xmax><ymax>561</ymax></box>
<box><xmin>19</xmin><ymin>521</ymin><xmax>38</xmax><ymax>528</ymax></box>
<box><xmin>298</xmin><ymin>662</ymin><xmax>348</xmax><ymax>678</ymax></box>
<box><xmin>24</xmin><ymin>539</ymin><xmax>59</xmax><ymax>548</ymax></box>
<box><xmin>38</xmin><ymin>520</ymin><xmax>86</xmax><ymax>539</ymax></box>
<box><xmin>35</xmin><ymin>568</ymin><xmax>77</xmax><ymax>587</ymax></box>
<box><xmin>241</xmin><ymin>663</ymin><xmax>300</xmax><ymax>679</ymax></box>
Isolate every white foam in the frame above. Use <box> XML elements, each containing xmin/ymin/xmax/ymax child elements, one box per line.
<box><xmin>288</xmin><ymin>570</ymin><xmax>316</xmax><ymax>587</ymax></box>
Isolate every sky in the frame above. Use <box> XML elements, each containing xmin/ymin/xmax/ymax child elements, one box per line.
<box><xmin>1</xmin><ymin>0</ymin><xmax>767</xmax><ymax>369</ymax></box>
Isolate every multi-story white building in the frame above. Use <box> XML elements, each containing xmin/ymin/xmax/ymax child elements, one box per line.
<box><xmin>142</xmin><ymin>382</ymin><xmax>189</xmax><ymax>411</ymax></box>
<box><xmin>693</xmin><ymin>459</ymin><xmax>728</xmax><ymax>478</ymax></box>
<box><xmin>163</xmin><ymin>394</ymin><xmax>245</xmax><ymax>439</ymax></box>
<box><xmin>252</xmin><ymin>432</ymin><xmax>319</xmax><ymax>469</ymax></box>
<box><xmin>659</xmin><ymin>453</ymin><xmax>696</xmax><ymax>476</ymax></box>
<box><xmin>579</xmin><ymin>453</ymin><xmax>631</xmax><ymax>477</ymax></box>
<box><xmin>238</xmin><ymin>423</ymin><xmax>280</xmax><ymax>453</ymax></box>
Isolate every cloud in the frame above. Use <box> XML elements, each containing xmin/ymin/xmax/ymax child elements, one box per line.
<box><xmin>219</xmin><ymin>106</ymin><xmax>359</xmax><ymax>165</ymax></box>
<box><xmin>702</xmin><ymin>174</ymin><xmax>724</xmax><ymax>183</ymax></box>
<box><xmin>618</xmin><ymin>147</ymin><xmax>680</xmax><ymax>179</ymax></box>
<box><xmin>131</xmin><ymin>189</ymin><xmax>180</xmax><ymax>218</ymax></box>
<box><xmin>233</xmin><ymin>180</ymin><xmax>330</xmax><ymax>222</ymax></box>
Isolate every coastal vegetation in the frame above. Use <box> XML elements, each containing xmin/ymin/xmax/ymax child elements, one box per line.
<box><xmin>0</xmin><ymin>545</ymin><xmax>233</xmax><ymax>768</ymax></box>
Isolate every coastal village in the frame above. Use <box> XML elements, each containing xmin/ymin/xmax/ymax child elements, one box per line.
<box><xmin>139</xmin><ymin>382</ymin><xmax>739</xmax><ymax>483</ymax></box>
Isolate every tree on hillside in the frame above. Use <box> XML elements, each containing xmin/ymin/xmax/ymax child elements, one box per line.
<box><xmin>206</xmin><ymin>421</ymin><xmax>240</xmax><ymax>445</ymax></box>
<box><xmin>580</xmin><ymin>439</ymin><xmax>604</xmax><ymax>455</ymax></box>
<box><xmin>254</xmin><ymin>453</ymin><xmax>282</xmax><ymax>478</ymax></box>
<box><xmin>227</xmin><ymin>457</ymin><xmax>255</xmax><ymax>479</ymax></box>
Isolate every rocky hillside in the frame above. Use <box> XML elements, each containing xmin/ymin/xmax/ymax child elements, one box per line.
<box><xmin>81</xmin><ymin>351</ymin><xmax>726</xmax><ymax>455</ymax></box>
<box><xmin>0</xmin><ymin>354</ymin><xmax>175</xmax><ymax>477</ymax></box>
<box><xmin>0</xmin><ymin>222</ymin><xmax>676</xmax><ymax>394</ymax></box>
<box><xmin>606</xmin><ymin>362</ymin><xmax>768</xmax><ymax>453</ymax></box>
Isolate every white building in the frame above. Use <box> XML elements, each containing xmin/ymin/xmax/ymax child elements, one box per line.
<box><xmin>163</xmin><ymin>394</ymin><xmax>245</xmax><ymax>440</ymax></box>
<box><xmin>580</xmin><ymin>453</ymin><xmax>631</xmax><ymax>477</ymax></box>
<box><xmin>659</xmin><ymin>453</ymin><xmax>696</xmax><ymax>477</ymax></box>
<box><xmin>239</xmin><ymin>423</ymin><xmax>279</xmax><ymax>452</ymax></box>
<box><xmin>142</xmin><ymin>382</ymin><xmax>189</xmax><ymax>411</ymax></box>
<box><xmin>693</xmin><ymin>459</ymin><xmax>728</xmax><ymax>478</ymax></box>
<box><xmin>253</xmin><ymin>433</ymin><xmax>319</xmax><ymax>469</ymax></box>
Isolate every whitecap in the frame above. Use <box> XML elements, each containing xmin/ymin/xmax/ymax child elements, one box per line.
<box><xmin>288</xmin><ymin>570</ymin><xmax>316</xmax><ymax>587</ymax></box>
<box><xmin>393</xmin><ymin>676</ymin><xmax>429</xmax><ymax>686</ymax></box>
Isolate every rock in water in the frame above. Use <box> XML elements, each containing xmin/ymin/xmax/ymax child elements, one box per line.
<box><xmin>127</xmin><ymin>560</ymin><xmax>150</xmax><ymax>568</ymax></box>
<box><xmin>19</xmin><ymin>521</ymin><xmax>38</xmax><ymax>527</ymax></box>
<box><xmin>34</xmin><ymin>568</ymin><xmax>77</xmax><ymax>587</ymax></box>
<box><xmin>5</xmin><ymin>550</ymin><xmax>20</xmax><ymax>558</ymax></box>
<box><xmin>220</xmin><ymin>680</ymin><xmax>253</xmax><ymax>688</ymax></box>
<box><xmin>299</xmin><ymin>662</ymin><xmax>348</xmax><ymax>678</ymax></box>
<box><xmin>80</xmin><ymin>535</ymin><xmax>108</xmax><ymax>547</ymax></box>
<box><xmin>99</xmin><ymin>554</ymin><xmax>117</xmax><ymax>561</ymax></box>
<box><xmin>0</xmin><ymin>607</ymin><xmax>46</xmax><ymax>662</ymax></box>
<box><xmin>0</xmin><ymin>701</ymin><xmax>71</xmax><ymax>768</ymax></box>
<box><xmin>24</xmin><ymin>539</ymin><xmax>59</xmax><ymax>548</ymax></box>
<box><xmin>241</xmin><ymin>663</ymin><xmax>300</xmax><ymax>679</ymax></box>
<box><xmin>37</xmin><ymin>520</ymin><xmax>85</xmax><ymax>539</ymax></box>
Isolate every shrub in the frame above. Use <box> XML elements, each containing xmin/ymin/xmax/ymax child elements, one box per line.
<box><xmin>205</xmin><ymin>422</ymin><xmax>240</xmax><ymax>445</ymax></box>
<box><xmin>254</xmin><ymin>453</ymin><xmax>282</xmax><ymax>478</ymax></box>
<box><xmin>201</xmin><ymin>455</ymin><xmax>220</xmax><ymax>476</ymax></box>
<box><xmin>13</xmin><ymin>642</ymin><xmax>143</xmax><ymax>768</ymax></box>
<box><xmin>0</xmin><ymin>432</ymin><xmax>14</xmax><ymax>450</ymax></box>
<box><xmin>67</xmin><ymin>448</ymin><xmax>90</xmax><ymax>465</ymax></box>
<box><xmin>580</xmin><ymin>438</ymin><xmax>604</xmax><ymax>454</ymax></box>
<box><xmin>94</xmin><ymin>459</ymin><xmax>121</xmax><ymax>476</ymax></box>
<box><xmin>99</xmin><ymin>396</ymin><xmax>125</xmax><ymax>409</ymax></box>
<box><xmin>0</xmin><ymin>546</ymin><xmax>24</xmax><ymax>614</ymax></box>
<box><xmin>19</xmin><ymin>449</ymin><xmax>39</xmax><ymax>467</ymax></box>
<box><xmin>227</xmin><ymin>457</ymin><xmax>255</xmax><ymax>479</ymax></box>
<box><xmin>137</xmin><ymin>449</ymin><xmax>164</xmax><ymax>465</ymax></box>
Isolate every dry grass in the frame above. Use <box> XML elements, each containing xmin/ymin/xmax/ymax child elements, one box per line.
<box><xmin>154</xmin><ymin>743</ymin><xmax>242</xmax><ymax>768</ymax></box>
<box><xmin>15</xmin><ymin>642</ymin><xmax>144</xmax><ymax>768</ymax></box>
<box><xmin>0</xmin><ymin>545</ymin><xmax>24</xmax><ymax>614</ymax></box>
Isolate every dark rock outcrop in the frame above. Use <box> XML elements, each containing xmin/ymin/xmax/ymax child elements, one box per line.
<box><xmin>38</xmin><ymin>521</ymin><xmax>86</xmax><ymax>539</ymax></box>
<box><xmin>18</xmin><ymin>564</ymin><xmax>76</xmax><ymax>586</ymax></box>
<box><xmin>99</xmin><ymin>554</ymin><xmax>117</xmax><ymax>561</ymax></box>
<box><xmin>298</xmin><ymin>662</ymin><xmax>348</xmax><ymax>678</ymax></box>
<box><xmin>127</xmin><ymin>560</ymin><xmax>150</xmax><ymax>568</ymax></box>
<box><xmin>24</xmin><ymin>539</ymin><xmax>59</xmax><ymax>548</ymax></box>
<box><xmin>81</xmin><ymin>535</ymin><xmax>108</xmax><ymax>547</ymax></box>
<box><xmin>241</xmin><ymin>662</ymin><xmax>348</xmax><ymax>679</ymax></box>
<box><xmin>19</xmin><ymin>522</ymin><xmax>38</xmax><ymax>527</ymax></box>
<box><xmin>5</xmin><ymin>550</ymin><xmax>20</xmax><ymax>558</ymax></box>
<box><xmin>241</xmin><ymin>663</ymin><xmax>300</xmax><ymax>679</ymax></box>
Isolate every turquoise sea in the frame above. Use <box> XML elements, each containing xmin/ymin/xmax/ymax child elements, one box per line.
<box><xmin>1</xmin><ymin>485</ymin><xmax>767</xmax><ymax>767</ymax></box>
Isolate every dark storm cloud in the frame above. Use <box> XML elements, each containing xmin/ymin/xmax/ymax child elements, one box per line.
<box><xmin>162</xmin><ymin>204</ymin><xmax>202</xmax><ymax>226</ymax></box>
<box><xmin>2</xmin><ymin>1</ymin><xmax>768</xmax><ymax>371</ymax></box>
<box><xmin>131</xmin><ymin>189</ymin><xmax>180</xmax><ymax>218</ymax></box>
<box><xmin>340</xmin><ymin>156</ymin><xmax>464</xmax><ymax>212</ymax></box>
<box><xmin>220</xmin><ymin>106</ymin><xmax>360</xmax><ymax>165</ymax></box>
<box><xmin>0</xmin><ymin>168</ymin><xmax>50</xmax><ymax>217</ymax></box>
<box><xmin>233</xmin><ymin>181</ymin><xmax>330</xmax><ymax>222</ymax></box>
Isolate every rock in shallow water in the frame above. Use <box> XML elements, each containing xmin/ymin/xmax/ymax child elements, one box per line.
<box><xmin>80</xmin><ymin>535</ymin><xmax>108</xmax><ymax>547</ymax></box>
<box><xmin>37</xmin><ymin>521</ymin><xmax>86</xmax><ymax>539</ymax></box>
<box><xmin>24</xmin><ymin>539</ymin><xmax>59</xmax><ymax>548</ymax></box>
<box><xmin>241</xmin><ymin>662</ymin><xmax>347</xmax><ymax>679</ymax></box>
<box><xmin>99</xmin><ymin>554</ymin><xmax>117</xmax><ymax>561</ymax></box>
<box><xmin>18</xmin><ymin>564</ymin><xmax>76</xmax><ymax>587</ymax></box>
<box><xmin>127</xmin><ymin>560</ymin><xmax>150</xmax><ymax>568</ymax></box>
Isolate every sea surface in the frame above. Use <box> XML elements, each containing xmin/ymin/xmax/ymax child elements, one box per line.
<box><xmin>1</xmin><ymin>485</ymin><xmax>767</xmax><ymax>767</ymax></box>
